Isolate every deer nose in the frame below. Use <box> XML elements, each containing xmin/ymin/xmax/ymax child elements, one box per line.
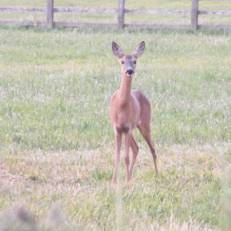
<box><xmin>126</xmin><ymin>69</ymin><xmax>134</xmax><ymax>75</ymax></box>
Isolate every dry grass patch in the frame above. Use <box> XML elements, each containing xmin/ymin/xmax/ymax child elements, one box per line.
<box><xmin>0</xmin><ymin>143</ymin><xmax>230</xmax><ymax>230</ymax></box>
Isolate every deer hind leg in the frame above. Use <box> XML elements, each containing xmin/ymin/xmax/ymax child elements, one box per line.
<box><xmin>138</xmin><ymin>123</ymin><xmax>158</xmax><ymax>175</ymax></box>
<box><xmin>129</xmin><ymin>135</ymin><xmax>139</xmax><ymax>180</ymax></box>
<box><xmin>112</xmin><ymin>131</ymin><xmax>122</xmax><ymax>185</ymax></box>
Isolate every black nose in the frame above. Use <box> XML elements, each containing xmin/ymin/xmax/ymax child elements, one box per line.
<box><xmin>126</xmin><ymin>69</ymin><xmax>134</xmax><ymax>75</ymax></box>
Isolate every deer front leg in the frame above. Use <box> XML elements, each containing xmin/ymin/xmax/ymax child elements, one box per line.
<box><xmin>124</xmin><ymin>133</ymin><xmax>131</xmax><ymax>183</ymax></box>
<box><xmin>129</xmin><ymin>135</ymin><xmax>139</xmax><ymax>180</ymax></box>
<box><xmin>112</xmin><ymin>131</ymin><xmax>122</xmax><ymax>185</ymax></box>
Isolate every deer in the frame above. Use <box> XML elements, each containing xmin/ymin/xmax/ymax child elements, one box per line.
<box><xmin>109</xmin><ymin>41</ymin><xmax>158</xmax><ymax>185</ymax></box>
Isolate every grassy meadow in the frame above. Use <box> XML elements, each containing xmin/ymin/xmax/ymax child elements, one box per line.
<box><xmin>0</xmin><ymin>1</ymin><xmax>231</xmax><ymax>231</ymax></box>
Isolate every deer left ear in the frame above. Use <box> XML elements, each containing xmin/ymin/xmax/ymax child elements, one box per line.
<box><xmin>133</xmin><ymin>41</ymin><xmax>145</xmax><ymax>58</ymax></box>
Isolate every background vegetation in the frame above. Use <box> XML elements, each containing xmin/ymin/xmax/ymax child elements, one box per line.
<box><xmin>0</xmin><ymin>0</ymin><xmax>231</xmax><ymax>230</ymax></box>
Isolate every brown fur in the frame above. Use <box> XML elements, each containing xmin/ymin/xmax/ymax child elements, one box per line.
<box><xmin>109</xmin><ymin>41</ymin><xmax>158</xmax><ymax>184</ymax></box>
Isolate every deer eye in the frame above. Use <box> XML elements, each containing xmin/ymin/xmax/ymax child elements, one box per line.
<box><xmin>121</xmin><ymin>61</ymin><xmax>125</xmax><ymax>64</ymax></box>
<box><xmin>133</xmin><ymin>61</ymin><xmax>136</xmax><ymax>64</ymax></box>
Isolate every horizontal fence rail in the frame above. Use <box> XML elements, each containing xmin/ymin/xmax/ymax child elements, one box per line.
<box><xmin>0</xmin><ymin>7</ymin><xmax>46</xmax><ymax>13</ymax></box>
<box><xmin>126</xmin><ymin>8</ymin><xmax>190</xmax><ymax>15</ymax></box>
<box><xmin>199</xmin><ymin>10</ymin><xmax>231</xmax><ymax>16</ymax></box>
<box><xmin>1</xmin><ymin>6</ymin><xmax>231</xmax><ymax>16</ymax></box>
<box><xmin>0</xmin><ymin>0</ymin><xmax>230</xmax><ymax>30</ymax></box>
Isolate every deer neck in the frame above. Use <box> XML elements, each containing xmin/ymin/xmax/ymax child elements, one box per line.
<box><xmin>118</xmin><ymin>74</ymin><xmax>132</xmax><ymax>105</ymax></box>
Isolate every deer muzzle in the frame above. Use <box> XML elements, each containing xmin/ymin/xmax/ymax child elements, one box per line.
<box><xmin>126</xmin><ymin>69</ymin><xmax>134</xmax><ymax>76</ymax></box>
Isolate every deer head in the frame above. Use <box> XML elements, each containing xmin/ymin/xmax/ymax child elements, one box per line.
<box><xmin>112</xmin><ymin>41</ymin><xmax>145</xmax><ymax>78</ymax></box>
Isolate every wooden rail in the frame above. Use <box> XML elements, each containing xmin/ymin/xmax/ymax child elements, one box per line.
<box><xmin>0</xmin><ymin>0</ymin><xmax>230</xmax><ymax>30</ymax></box>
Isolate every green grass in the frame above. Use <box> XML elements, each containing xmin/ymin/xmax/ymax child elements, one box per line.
<box><xmin>0</xmin><ymin>1</ymin><xmax>231</xmax><ymax>230</ymax></box>
<box><xmin>0</xmin><ymin>28</ymin><xmax>230</xmax><ymax>149</ymax></box>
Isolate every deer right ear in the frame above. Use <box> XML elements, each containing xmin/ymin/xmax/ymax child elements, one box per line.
<box><xmin>132</xmin><ymin>41</ymin><xmax>145</xmax><ymax>58</ymax></box>
<box><xmin>112</xmin><ymin>41</ymin><xmax>124</xmax><ymax>58</ymax></box>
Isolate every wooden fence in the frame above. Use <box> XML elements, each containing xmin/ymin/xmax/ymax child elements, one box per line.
<box><xmin>0</xmin><ymin>0</ymin><xmax>231</xmax><ymax>30</ymax></box>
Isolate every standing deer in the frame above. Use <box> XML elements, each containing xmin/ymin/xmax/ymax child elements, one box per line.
<box><xmin>109</xmin><ymin>41</ymin><xmax>158</xmax><ymax>184</ymax></box>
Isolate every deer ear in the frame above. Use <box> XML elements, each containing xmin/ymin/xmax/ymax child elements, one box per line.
<box><xmin>133</xmin><ymin>41</ymin><xmax>145</xmax><ymax>58</ymax></box>
<box><xmin>112</xmin><ymin>41</ymin><xmax>124</xmax><ymax>58</ymax></box>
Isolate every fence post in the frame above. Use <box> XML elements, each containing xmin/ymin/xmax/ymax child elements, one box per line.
<box><xmin>47</xmin><ymin>0</ymin><xmax>54</xmax><ymax>28</ymax></box>
<box><xmin>118</xmin><ymin>0</ymin><xmax>125</xmax><ymax>29</ymax></box>
<box><xmin>191</xmin><ymin>0</ymin><xmax>199</xmax><ymax>30</ymax></box>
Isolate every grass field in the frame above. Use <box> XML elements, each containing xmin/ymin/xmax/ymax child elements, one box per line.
<box><xmin>0</xmin><ymin>1</ymin><xmax>231</xmax><ymax>230</ymax></box>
